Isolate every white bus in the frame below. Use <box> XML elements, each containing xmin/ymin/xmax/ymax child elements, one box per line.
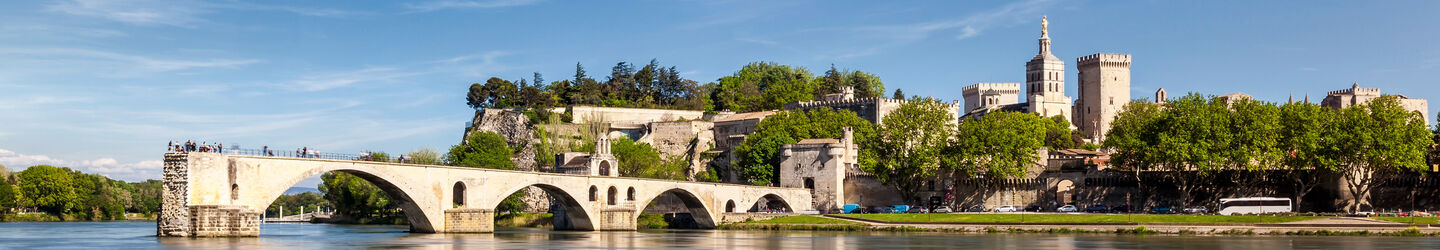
<box><xmin>1217</xmin><ymin>197</ymin><xmax>1292</xmax><ymax>215</ymax></box>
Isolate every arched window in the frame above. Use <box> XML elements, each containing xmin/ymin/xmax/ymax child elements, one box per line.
<box><xmin>452</xmin><ymin>182</ymin><xmax>466</xmax><ymax>208</ymax></box>
<box><xmin>599</xmin><ymin>161</ymin><xmax>611</xmax><ymax>176</ymax></box>
<box><xmin>230</xmin><ymin>184</ymin><xmax>239</xmax><ymax>200</ymax></box>
<box><xmin>589</xmin><ymin>186</ymin><xmax>599</xmax><ymax>201</ymax></box>
<box><xmin>726</xmin><ymin>200</ymin><xmax>736</xmax><ymax>213</ymax></box>
<box><xmin>607</xmin><ymin>186</ymin><xmax>618</xmax><ymax>205</ymax></box>
<box><xmin>803</xmin><ymin>178</ymin><xmax>814</xmax><ymax>189</ymax></box>
<box><xmin>626</xmin><ymin>187</ymin><xmax>636</xmax><ymax>201</ymax></box>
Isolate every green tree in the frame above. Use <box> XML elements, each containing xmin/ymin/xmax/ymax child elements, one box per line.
<box><xmin>319</xmin><ymin>172</ymin><xmax>396</xmax><ymax>223</ymax></box>
<box><xmin>892</xmin><ymin>89</ymin><xmax>904</xmax><ymax>99</ymax></box>
<box><xmin>1277</xmin><ymin>102</ymin><xmax>1341</xmax><ymax>211</ymax></box>
<box><xmin>406</xmin><ymin>147</ymin><xmax>442</xmax><ymax>165</ymax></box>
<box><xmin>1332</xmin><ymin>95</ymin><xmax>1430</xmax><ymax>212</ymax></box>
<box><xmin>870</xmin><ymin>98</ymin><xmax>956</xmax><ymax>202</ymax></box>
<box><xmin>1225</xmin><ymin>99</ymin><xmax>1283</xmax><ymax>197</ymax></box>
<box><xmin>446</xmin><ymin>131</ymin><xmax>517</xmax><ymax>170</ymax></box>
<box><xmin>608</xmin><ymin>137</ymin><xmax>664</xmax><ymax>178</ymax></box>
<box><xmin>17</xmin><ymin>165</ymin><xmax>79</xmax><ymax>216</ymax></box>
<box><xmin>951</xmin><ymin>112</ymin><xmax>1049</xmax><ymax>179</ymax></box>
<box><xmin>712</xmin><ymin>62</ymin><xmax>814</xmax><ymax>112</ymax></box>
<box><xmin>733</xmin><ymin>108</ymin><xmax>877</xmax><ymax>185</ymax></box>
<box><xmin>1042</xmin><ymin>115</ymin><xmax>1076</xmax><ymax>149</ymax></box>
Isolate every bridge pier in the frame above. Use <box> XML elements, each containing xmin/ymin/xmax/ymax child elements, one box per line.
<box><xmin>443</xmin><ymin>208</ymin><xmax>494</xmax><ymax>233</ymax></box>
<box><xmin>598</xmin><ymin>208</ymin><xmax>637</xmax><ymax>231</ymax></box>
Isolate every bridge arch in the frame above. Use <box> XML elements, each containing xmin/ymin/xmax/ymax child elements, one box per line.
<box><xmin>749</xmin><ymin>193</ymin><xmax>794</xmax><ymax>213</ymax></box>
<box><xmin>247</xmin><ymin>164</ymin><xmax>439</xmax><ymax>233</ymax></box>
<box><xmin>486</xmin><ymin>182</ymin><xmax>596</xmax><ymax>231</ymax></box>
<box><xmin>633</xmin><ymin>188</ymin><xmax>717</xmax><ymax>229</ymax></box>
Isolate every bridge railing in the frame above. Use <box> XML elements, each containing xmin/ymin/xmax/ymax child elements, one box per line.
<box><xmin>215</xmin><ymin>148</ymin><xmax>391</xmax><ymax>162</ymax></box>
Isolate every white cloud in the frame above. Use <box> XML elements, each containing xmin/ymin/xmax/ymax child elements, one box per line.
<box><xmin>0</xmin><ymin>148</ymin><xmax>163</xmax><ymax>181</ymax></box>
<box><xmin>854</xmin><ymin>0</ymin><xmax>1054</xmax><ymax>41</ymax></box>
<box><xmin>0</xmin><ymin>47</ymin><xmax>262</xmax><ymax>72</ymax></box>
<box><xmin>0</xmin><ymin>95</ymin><xmax>90</xmax><ymax>110</ymax></box>
<box><xmin>404</xmin><ymin>0</ymin><xmax>542</xmax><ymax>12</ymax></box>
<box><xmin>287</xmin><ymin>67</ymin><xmax>423</xmax><ymax>92</ymax></box>
<box><xmin>47</xmin><ymin>0</ymin><xmax>210</xmax><ymax>27</ymax></box>
<box><xmin>46</xmin><ymin>0</ymin><xmax>362</xmax><ymax>27</ymax></box>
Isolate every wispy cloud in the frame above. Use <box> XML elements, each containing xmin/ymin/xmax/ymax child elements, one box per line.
<box><xmin>0</xmin><ymin>148</ymin><xmax>164</xmax><ymax>181</ymax></box>
<box><xmin>404</xmin><ymin>0</ymin><xmax>542</xmax><ymax>12</ymax></box>
<box><xmin>735</xmin><ymin>37</ymin><xmax>779</xmax><ymax>46</ymax></box>
<box><xmin>47</xmin><ymin>0</ymin><xmax>210</xmax><ymax>27</ymax></box>
<box><xmin>0</xmin><ymin>47</ymin><xmax>261</xmax><ymax>73</ymax></box>
<box><xmin>0</xmin><ymin>95</ymin><xmax>90</xmax><ymax>110</ymax></box>
<box><xmin>286</xmin><ymin>67</ymin><xmax>423</xmax><ymax>92</ymax></box>
<box><xmin>814</xmin><ymin>0</ymin><xmax>1057</xmax><ymax>61</ymax></box>
<box><xmin>46</xmin><ymin>0</ymin><xmax>363</xmax><ymax>27</ymax></box>
<box><xmin>852</xmin><ymin>0</ymin><xmax>1053</xmax><ymax>41</ymax></box>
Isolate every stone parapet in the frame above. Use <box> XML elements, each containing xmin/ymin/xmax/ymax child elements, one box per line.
<box><xmin>598</xmin><ymin>208</ymin><xmax>637</xmax><ymax>231</ymax></box>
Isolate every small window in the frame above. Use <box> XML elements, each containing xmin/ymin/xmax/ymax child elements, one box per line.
<box><xmin>927</xmin><ymin>181</ymin><xmax>936</xmax><ymax>191</ymax></box>
<box><xmin>726</xmin><ymin>200</ymin><xmax>736</xmax><ymax>213</ymax></box>
<box><xmin>627</xmin><ymin>187</ymin><xmax>636</xmax><ymax>201</ymax></box>
<box><xmin>803</xmin><ymin>178</ymin><xmax>815</xmax><ymax>189</ymax></box>
<box><xmin>607</xmin><ymin>186</ymin><xmax>618</xmax><ymax>205</ymax></box>
<box><xmin>230</xmin><ymin>184</ymin><xmax>239</xmax><ymax>200</ymax></box>
<box><xmin>589</xmin><ymin>186</ymin><xmax>599</xmax><ymax>201</ymax></box>
<box><xmin>453</xmin><ymin>182</ymin><xmax>466</xmax><ymax>207</ymax></box>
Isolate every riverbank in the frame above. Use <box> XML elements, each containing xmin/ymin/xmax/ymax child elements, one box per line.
<box><xmin>0</xmin><ymin>213</ymin><xmax>156</xmax><ymax>222</ymax></box>
<box><xmin>719</xmin><ymin>214</ymin><xmax>1440</xmax><ymax>236</ymax></box>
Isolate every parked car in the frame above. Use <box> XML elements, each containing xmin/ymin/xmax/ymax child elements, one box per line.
<box><xmin>1057</xmin><ymin>205</ymin><xmax>1079</xmax><ymax>212</ymax></box>
<box><xmin>1110</xmin><ymin>205</ymin><xmax>1131</xmax><ymax>213</ymax></box>
<box><xmin>906</xmin><ymin>207</ymin><xmax>930</xmax><ymax>213</ymax></box>
<box><xmin>1024</xmin><ymin>205</ymin><xmax>1044</xmax><ymax>212</ymax></box>
<box><xmin>1149</xmin><ymin>206</ymin><xmax>1173</xmax><ymax>214</ymax></box>
<box><xmin>965</xmin><ymin>205</ymin><xmax>988</xmax><ymax>212</ymax></box>
<box><xmin>932</xmin><ymin>206</ymin><xmax>954</xmax><ymax>213</ymax></box>
<box><xmin>1183</xmin><ymin>206</ymin><xmax>1208</xmax><ymax>214</ymax></box>
<box><xmin>994</xmin><ymin>205</ymin><xmax>1020</xmax><ymax>212</ymax></box>
<box><xmin>871</xmin><ymin>207</ymin><xmax>895</xmax><ymax>214</ymax></box>
<box><xmin>1084</xmin><ymin>204</ymin><xmax>1110</xmax><ymax>213</ymax></box>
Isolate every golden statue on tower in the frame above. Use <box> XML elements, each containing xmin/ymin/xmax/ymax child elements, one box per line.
<box><xmin>1041</xmin><ymin>15</ymin><xmax>1049</xmax><ymax>37</ymax></box>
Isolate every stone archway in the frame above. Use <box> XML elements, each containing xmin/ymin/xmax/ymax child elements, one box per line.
<box><xmin>633</xmin><ymin>188</ymin><xmax>717</xmax><ymax>229</ymax></box>
<box><xmin>1057</xmin><ymin>180</ymin><xmax>1075</xmax><ymax>205</ymax></box>
<box><xmin>487</xmin><ymin>183</ymin><xmax>596</xmax><ymax>231</ymax></box>
<box><xmin>248</xmin><ymin>166</ymin><xmax>438</xmax><ymax>233</ymax></box>
<box><xmin>750</xmin><ymin>194</ymin><xmax>793</xmax><ymax>213</ymax></box>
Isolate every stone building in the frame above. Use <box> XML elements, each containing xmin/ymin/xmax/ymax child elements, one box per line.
<box><xmin>554</xmin><ymin>135</ymin><xmax>618</xmax><ymax>176</ymax></box>
<box><xmin>713</xmin><ymin>111</ymin><xmax>776</xmax><ymax>152</ymax></box>
<box><xmin>1321</xmin><ymin>83</ymin><xmax>1430</xmax><ymax>123</ymax></box>
<box><xmin>787</xmin><ymin>86</ymin><xmax>961</xmax><ymax>124</ymax></box>
<box><xmin>1074</xmin><ymin>53</ymin><xmax>1132</xmax><ymax>142</ymax></box>
<box><xmin>1024</xmin><ymin>16</ymin><xmax>1074</xmax><ymax>119</ymax></box>
<box><xmin>961</xmin><ymin>83</ymin><xmax>1021</xmax><ymax>112</ymax></box>
<box><xmin>777</xmin><ymin>128</ymin><xmax>858</xmax><ymax>211</ymax></box>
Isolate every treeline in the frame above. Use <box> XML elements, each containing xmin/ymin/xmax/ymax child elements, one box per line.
<box><xmin>465</xmin><ymin>61</ymin><xmax>891</xmax><ymax>117</ymax></box>
<box><xmin>265</xmin><ymin>192</ymin><xmax>326</xmax><ymax>217</ymax></box>
<box><xmin>1106</xmin><ymin>94</ymin><xmax>1434</xmax><ymax>212</ymax></box>
<box><xmin>732</xmin><ymin>99</ymin><xmax>1076</xmax><ymax>201</ymax></box>
<box><xmin>0</xmin><ymin>165</ymin><xmax>162</xmax><ymax>221</ymax></box>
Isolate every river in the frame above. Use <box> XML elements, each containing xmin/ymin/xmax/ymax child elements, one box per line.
<box><xmin>2</xmin><ymin>221</ymin><xmax>1439</xmax><ymax>249</ymax></box>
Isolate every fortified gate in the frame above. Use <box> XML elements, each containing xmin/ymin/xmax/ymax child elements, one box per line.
<box><xmin>157</xmin><ymin>152</ymin><xmax>812</xmax><ymax>237</ymax></box>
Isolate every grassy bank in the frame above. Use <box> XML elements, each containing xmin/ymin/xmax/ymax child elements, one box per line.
<box><xmin>495</xmin><ymin>213</ymin><xmax>552</xmax><ymax>228</ymax></box>
<box><xmin>1</xmin><ymin>213</ymin><xmax>155</xmax><ymax>222</ymax></box>
<box><xmin>746</xmin><ymin>215</ymin><xmax>864</xmax><ymax>225</ymax></box>
<box><xmin>1373</xmin><ymin>217</ymin><xmax>1440</xmax><ymax>224</ymax></box>
<box><xmin>836</xmin><ymin>213</ymin><xmax>1334</xmax><ymax>224</ymax></box>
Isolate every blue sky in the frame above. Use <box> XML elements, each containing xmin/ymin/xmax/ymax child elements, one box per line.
<box><xmin>1</xmin><ymin>0</ymin><xmax>1436</xmax><ymax>186</ymax></box>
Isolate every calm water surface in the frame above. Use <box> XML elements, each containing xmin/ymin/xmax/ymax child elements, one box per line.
<box><xmin>1</xmin><ymin>221</ymin><xmax>1439</xmax><ymax>249</ymax></box>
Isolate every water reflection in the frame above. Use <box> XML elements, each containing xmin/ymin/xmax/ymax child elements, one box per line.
<box><xmin>2</xmin><ymin>222</ymin><xmax>1440</xmax><ymax>249</ymax></box>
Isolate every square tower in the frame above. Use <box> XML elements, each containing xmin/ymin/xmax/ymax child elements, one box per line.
<box><xmin>961</xmin><ymin>83</ymin><xmax>1021</xmax><ymax>112</ymax></box>
<box><xmin>1075</xmin><ymin>53</ymin><xmax>1132</xmax><ymax>142</ymax></box>
<box><xmin>1024</xmin><ymin>16</ymin><xmax>1073</xmax><ymax>119</ymax></box>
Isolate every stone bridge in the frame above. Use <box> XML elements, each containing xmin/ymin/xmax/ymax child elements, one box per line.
<box><xmin>157</xmin><ymin>153</ymin><xmax>813</xmax><ymax>237</ymax></box>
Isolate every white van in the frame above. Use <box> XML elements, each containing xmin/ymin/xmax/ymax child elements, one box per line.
<box><xmin>1217</xmin><ymin>197</ymin><xmax>1292</xmax><ymax>215</ymax></box>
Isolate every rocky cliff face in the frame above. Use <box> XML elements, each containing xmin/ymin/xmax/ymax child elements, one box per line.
<box><xmin>465</xmin><ymin>108</ymin><xmax>546</xmax><ymax>212</ymax></box>
<box><xmin>466</xmin><ymin>109</ymin><xmax>537</xmax><ymax>171</ymax></box>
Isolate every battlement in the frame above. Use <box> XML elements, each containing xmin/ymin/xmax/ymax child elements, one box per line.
<box><xmin>961</xmin><ymin>83</ymin><xmax>1022</xmax><ymax>95</ymax></box>
<box><xmin>1328</xmin><ymin>87</ymin><xmax>1381</xmax><ymax>96</ymax></box>
<box><xmin>1077</xmin><ymin>53</ymin><xmax>1132</xmax><ymax>68</ymax></box>
<box><xmin>785</xmin><ymin>97</ymin><xmax>907</xmax><ymax>110</ymax></box>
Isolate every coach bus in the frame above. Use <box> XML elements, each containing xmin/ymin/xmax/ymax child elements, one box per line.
<box><xmin>1217</xmin><ymin>197</ymin><xmax>1292</xmax><ymax>215</ymax></box>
